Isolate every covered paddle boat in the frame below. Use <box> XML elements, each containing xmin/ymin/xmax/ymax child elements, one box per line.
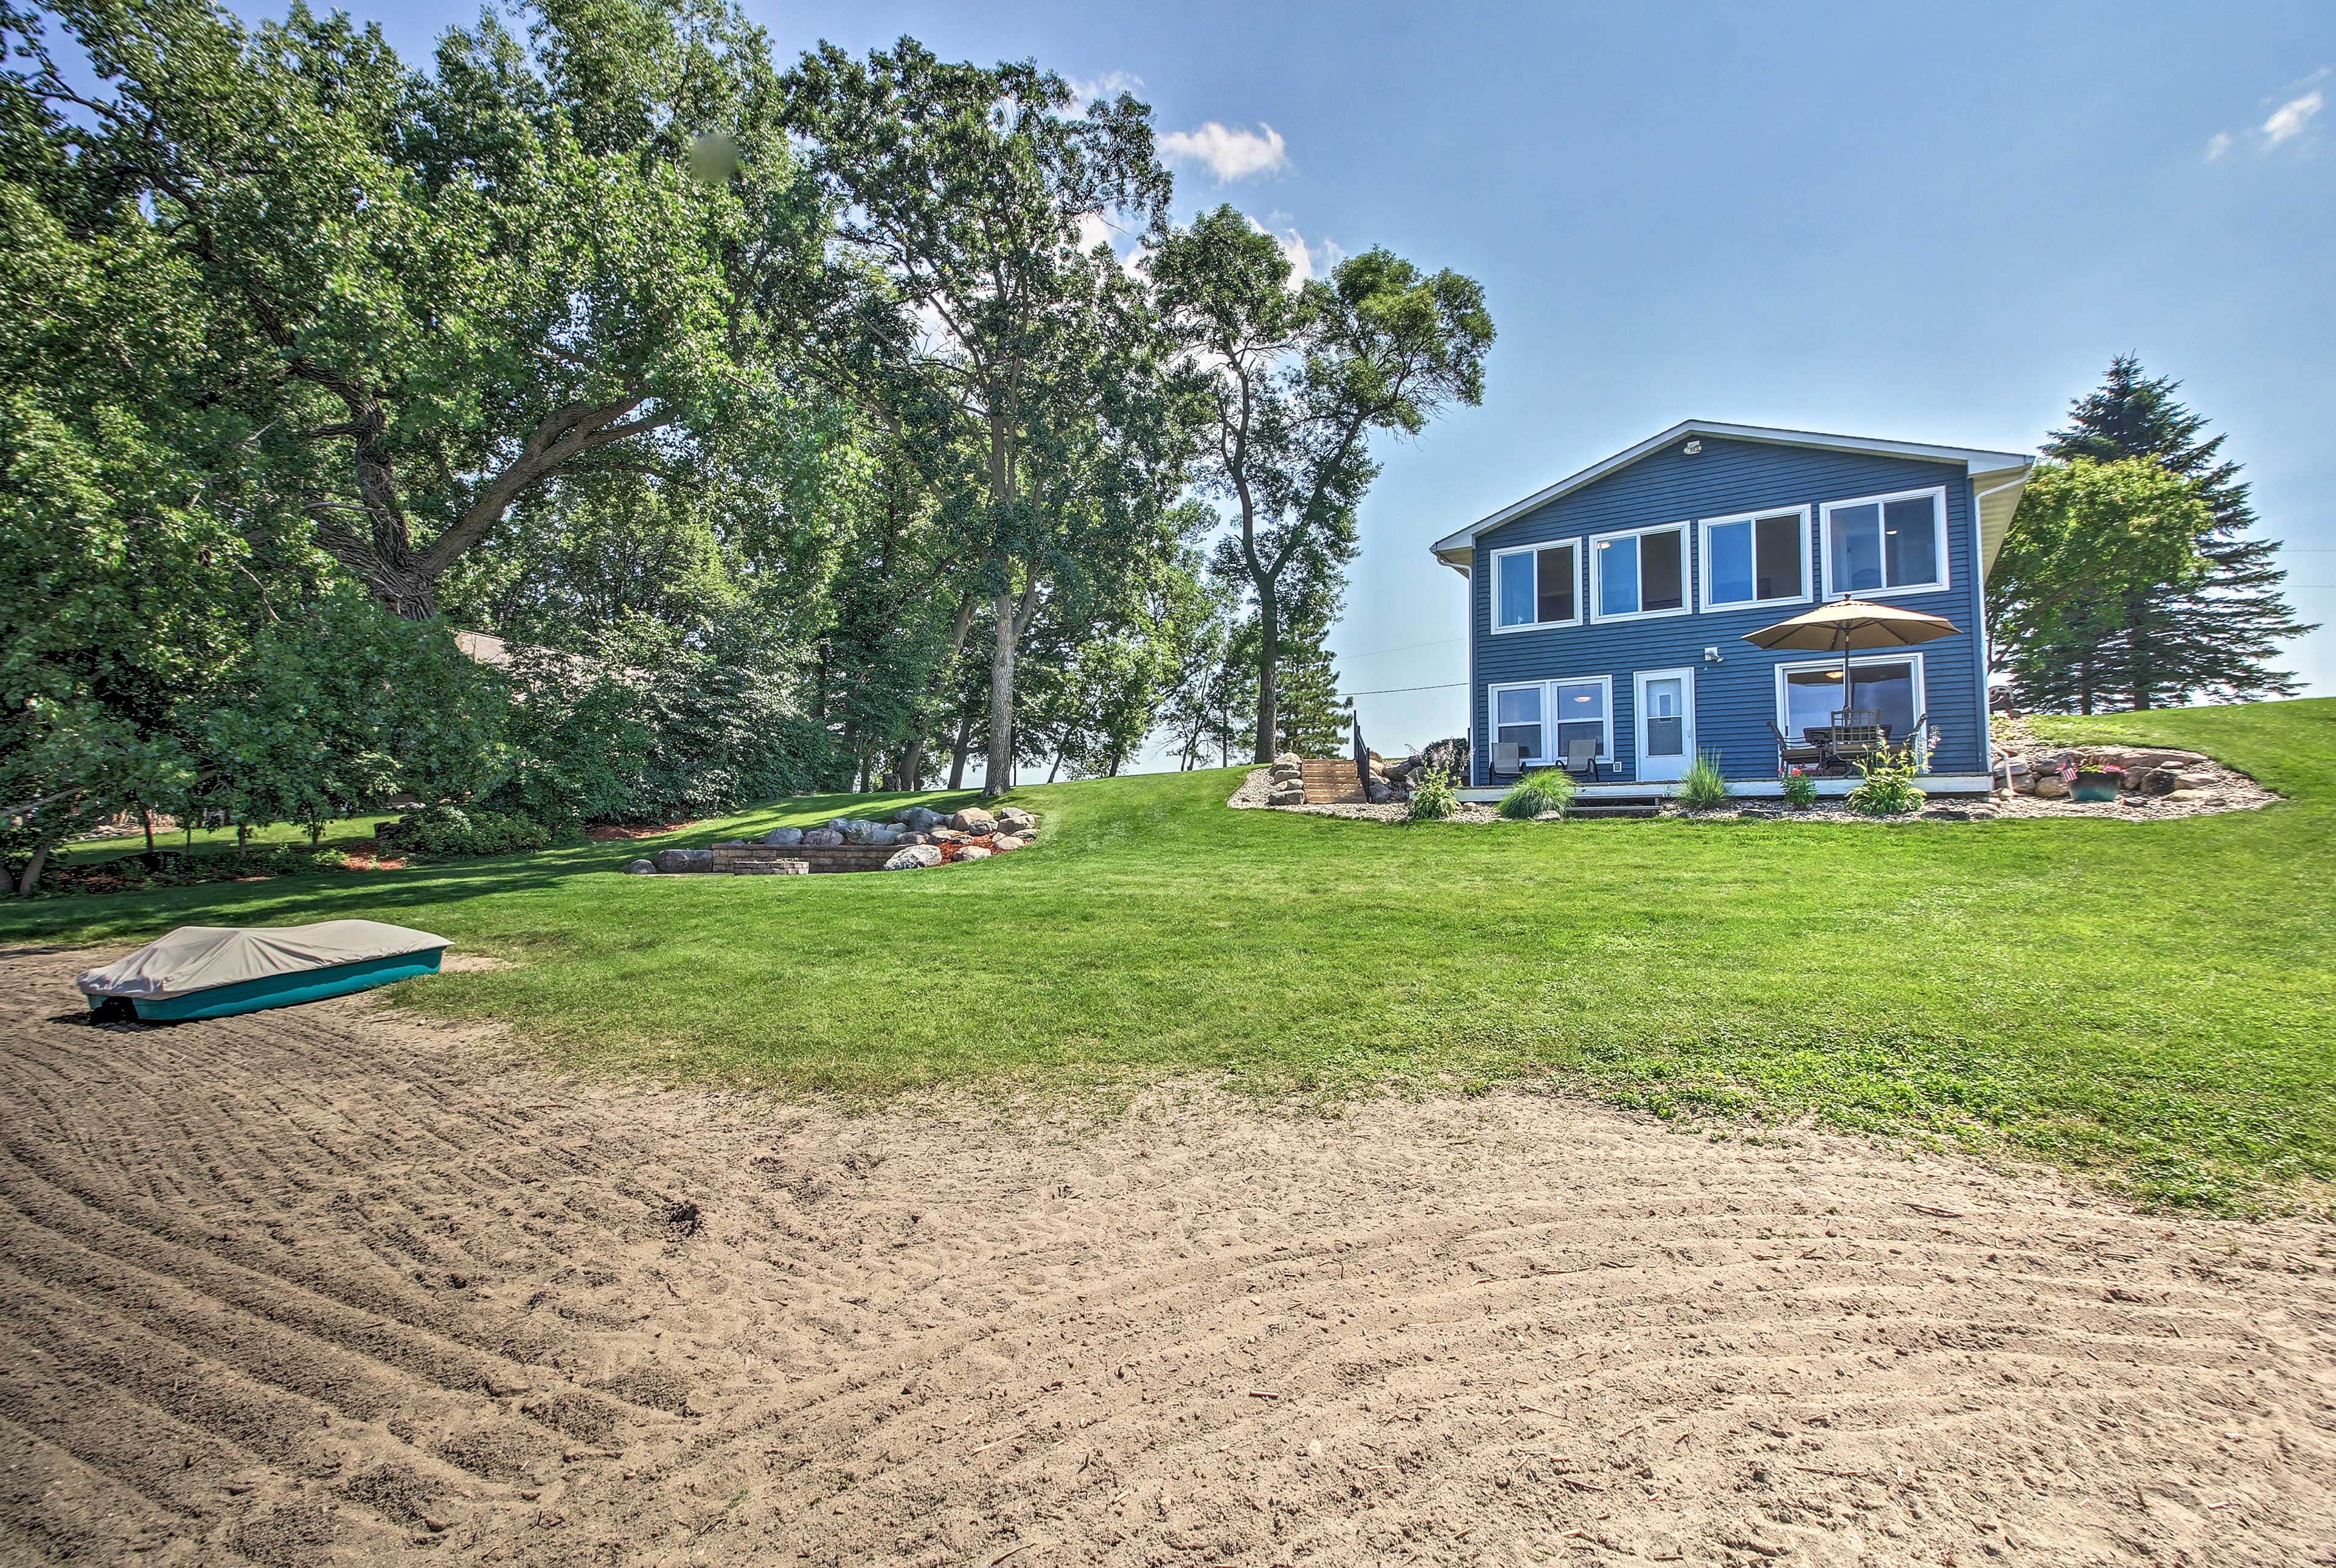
<box><xmin>77</xmin><ymin>920</ymin><xmax>450</xmax><ymax>1022</ymax></box>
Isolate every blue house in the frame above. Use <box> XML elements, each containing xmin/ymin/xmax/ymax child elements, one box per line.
<box><xmin>1430</xmin><ymin>421</ymin><xmax>2034</xmax><ymax>799</ymax></box>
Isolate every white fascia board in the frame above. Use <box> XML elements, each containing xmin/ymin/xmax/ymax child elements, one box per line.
<box><xmin>1429</xmin><ymin>421</ymin><xmax>2035</xmax><ymax>570</ymax></box>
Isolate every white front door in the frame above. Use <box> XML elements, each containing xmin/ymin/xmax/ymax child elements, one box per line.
<box><xmin>1635</xmin><ymin>667</ymin><xmax>1695</xmax><ymax>782</ymax></box>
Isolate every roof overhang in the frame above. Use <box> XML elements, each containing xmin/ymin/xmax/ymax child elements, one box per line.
<box><xmin>1431</xmin><ymin>420</ymin><xmax>2034</xmax><ymax>580</ymax></box>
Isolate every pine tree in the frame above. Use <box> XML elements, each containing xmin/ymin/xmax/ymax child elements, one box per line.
<box><xmin>2039</xmin><ymin>355</ymin><xmax>2314</xmax><ymax>707</ymax></box>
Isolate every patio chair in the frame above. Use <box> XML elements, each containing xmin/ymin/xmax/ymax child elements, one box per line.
<box><xmin>1827</xmin><ymin>709</ymin><xmax>1887</xmax><ymax>771</ymax></box>
<box><xmin>1768</xmin><ymin>720</ymin><xmax>1823</xmax><ymax>773</ymax></box>
<box><xmin>1492</xmin><ymin>741</ymin><xmax>1528</xmax><ymax>779</ymax></box>
<box><xmin>1561</xmin><ymin>737</ymin><xmax>1604</xmax><ymax>782</ymax></box>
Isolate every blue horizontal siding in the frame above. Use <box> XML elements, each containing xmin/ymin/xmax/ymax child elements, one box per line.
<box><xmin>1464</xmin><ymin>435</ymin><xmax>1990</xmax><ymax>788</ymax></box>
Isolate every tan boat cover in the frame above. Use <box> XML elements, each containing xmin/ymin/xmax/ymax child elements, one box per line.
<box><xmin>75</xmin><ymin>920</ymin><xmax>451</xmax><ymax>1000</ymax></box>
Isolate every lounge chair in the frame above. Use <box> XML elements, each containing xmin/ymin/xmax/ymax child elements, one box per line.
<box><xmin>1492</xmin><ymin>741</ymin><xmax>1528</xmax><ymax>779</ymax></box>
<box><xmin>1562</xmin><ymin>737</ymin><xmax>1604</xmax><ymax>782</ymax></box>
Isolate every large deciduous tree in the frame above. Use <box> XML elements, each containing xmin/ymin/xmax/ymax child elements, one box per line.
<box><xmin>2035</xmin><ymin>355</ymin><xmax>2315</xmax><ymax>707</ymax></box>
<box><xmin>1991</xmin><ymin>459</ymin><xmax>2214</xmax><ymax>713</ymax></box>
<box><xmin>779</xmin><ymin>39</ymin><xmax>1183</xmax><ymax>794</ymax></box>
<box><xmin>3</xmin><ymin>0</ymin><xmax>829</xmax><ymax>619</ymax></box>
<box><xmin>1150</xmin><ymin>207</ymin><xmax>1492</xmax><ymax>761</ymax></box>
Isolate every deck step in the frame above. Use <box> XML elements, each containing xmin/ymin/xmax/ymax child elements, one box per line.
<box><xmin>1298</xmin><ymin>758</ymin><xmax>1370</xmax><ymax>804</ymax></box>
<box><xmin>1565</xmin><ymin>800</ymin><xmax>1664</xmax><ymax>819</ymax></box>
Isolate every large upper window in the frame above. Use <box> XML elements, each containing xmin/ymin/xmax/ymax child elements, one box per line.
<box><xmin>1492</xmin><ymin>541</ymin><xmax>1579</xmax><ymax>631</ymax></box>
<box><xmin>1822</xmin><ymin>487</ymin><xmax>1947</xmax><ymax>598</ymax></box>
<box><xmin>1701</xmin><ymin>507</ymin><xmax>1809</xmax><ymax>610</ymax></box>
<box><xmin>1589</xmin><ymin>522</ymin><xmax>1688</xmax><ymax>621</ymax></box>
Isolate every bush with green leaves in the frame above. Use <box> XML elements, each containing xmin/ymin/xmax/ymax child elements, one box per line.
<box><xmin>1678</xmin><ymin>751</ymin><xmax>1733</xmax><ymax>813</ymax></box>
<box><xmin>377</xmin><ymin>805</ymin><xmax>551</xmax><ymax>858</ymax></box>
<box><xmin>1405</xmin><ymin>764</ymin><xmax>1461</xmax><ymax>822</ymax></box>
<box><xmin>1497</xmin><ymin>768</ymin><xmax>1576</xmax><ymax>820</ymax></box>
<box><xmin>1779</xmin><ymin>767</ymin><xmax>1820</xmax><ymax>811</ymax></box>
<box><xmin>1844</xmin><ymin>746</ymin><xmax>1927</xmax><ymax>817</ymax></box>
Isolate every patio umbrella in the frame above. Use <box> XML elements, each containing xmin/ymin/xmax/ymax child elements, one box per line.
<box><xmin>1742</xmin><ymin>597</ymin><xmax>1962</xmax><ymax>730</ymax></box>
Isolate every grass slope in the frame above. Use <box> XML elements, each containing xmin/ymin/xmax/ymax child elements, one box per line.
<box><xmin>9</xmin><ymin>699</ymin><xmax>2334</xmax><ymax>1212</ymax></box>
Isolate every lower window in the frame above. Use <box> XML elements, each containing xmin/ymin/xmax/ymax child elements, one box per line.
<box><xmin>1492</xmin><ymin>685</ymin><xmax>1545</xmax><ymax>764</ymax></box>
<box><xmin>1781</xmin><ymin>659</ymin><xmax>1919</xmax><ymax>744</ymax></box>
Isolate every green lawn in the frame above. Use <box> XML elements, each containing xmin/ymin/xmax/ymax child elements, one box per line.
<box><xmin>9</xmin><ymin>699</ymin><xmax>2334</xmax><ymax>1214</ymax></box>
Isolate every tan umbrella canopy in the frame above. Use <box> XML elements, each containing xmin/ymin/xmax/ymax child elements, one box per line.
<box><xmin>1742</xmin><ymin>597</ymin><xmax>1962</xmax><ymax>712</ymax></box>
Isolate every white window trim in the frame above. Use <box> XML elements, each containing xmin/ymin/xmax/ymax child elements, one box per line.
<box><xmin>1487</xmin><ymin>539</ymin><xmax>1583</xmax><ymax>634</ymax></box>
<box><xmin>1547</xmin><ymin>674</ymin><xmax>1615</xmax><ymax>765</ymax></box>
<box><xmin>1484</xmin><ymin>675</ymin><xmax>1613</xmax><ymax>770</ymax></box>
<box><xmin>1818</xmin><ymin>485</ymin><xmax>1950</xmax><ymax>601</ymax></box>
<box><xmin>1587</xmin><ymin>521</ymin><xmax>1693</xmax><ymax>624</ymax></box>
<box><xmin>1697</xmin><ymin>504</ymin><xmax>1813</xmax><ymax>613</ymax></box>
<box><xmin>1772</xmin><ymin>651</ymin><xmax>1931</xmax><ymax>761</ymax></box>
<box><xmin>1487</xmin><ymin>679</ymin><xmax>1555</xmax><ymax>768</ymax></box>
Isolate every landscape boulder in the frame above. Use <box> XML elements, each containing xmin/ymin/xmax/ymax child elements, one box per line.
<box><xmin>652</xmin><ymin>847</ymin><xmax>717</xmax><ymax>873</ymax></box>
<box><xmin>844</xmin><ymin>822</ymin><xmax>900</xmax><ymax>847</ymax></box>
<box><xmin>1268</xmin><ymin>784</ymin><xmax>1305</xmax><ymax>807</ymax></box>
<box><xmin>949</xmin><ymin>807</ymin><xmax>998</xmax><ymax>834</ymax></box>
<box><xmin>954</xmin><ymin>844</ymin><xmax>992</xmax><ymax>861</ymax></box>
<box><xmin>895</xmin><ymin>831</ymin><xmax>930</xmax><ymax>845</ymax></box>
<box><xmin>1366</xmin><ymin>780</ymin><xmax>1394</xmax><ymax>804</ymax></box>
<box><xmin>1273</xmin><ymin>752</ymin><xmax>1301</xmax><ymax>768</ymax></box>
<box><xmin>2029</xmin><ymin>774</ymin><xmax>2069</xmax><ymax>800</ymax></box>
<box><xmin>995</xmin><ymin>807</ymin><xmax>1037</xmax><ymax>834</ymax></box>
<box><xmin>801</xmin><ymin>828</ymin><xmax>844</xmax><ymax>848</ymax></box>
<box><xmin>989</xmin><ymin>834</ymin><xmax>1024</xmax><ymax>851</ymax></box>
<box><xmin>624</xmin><ymin>858</ymin><xmax>654</xmax><ymax>875</ymax></box>
<box><xmin>891</xmin><ymin>806</ymin><xmax>946</xmax><ymax>833</ymax></box>
<box><xmin>882</xmin><ymin>844</ymin><xmax>944</xmax><ymax>871</ymax></box>
<box><xmin>761</xmin><ymin>826</ymin><xmax>804</xmax><ymax>847</ymax></box>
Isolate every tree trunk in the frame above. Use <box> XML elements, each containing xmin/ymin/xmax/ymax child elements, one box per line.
<box><xmin>947</xmin><ymin>709</ymin><xmax>975</xmax><ymax>792</ymax></box>
<box><xmin>1251</xmin><ymin>586</ymin><xmax>1282</xmax><ymax>763</ymax></box>
<box><xmin>16</xmin><ymin>839</ymin><xmax>54</xmax><ymax>897</ymax></box>
<box><xmin>1047</xmin><ymin>749</ymin><xmax>1064</xmax><ymax>784</ymax></box>
<box><xmin>139</xmin><ymin>805</ymin><xmax>155</xmax><ymax>855</ymax></box>
<box><xmin>984</xmin><ymin>588</ymin><xmax>1018</xmax><ymax>798</ymax></box>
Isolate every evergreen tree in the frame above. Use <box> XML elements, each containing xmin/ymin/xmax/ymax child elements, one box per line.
<box><xmin>2039</xmin><ymin>355</ymin><xmax>2314</xmax><ymax>707</ymax></box>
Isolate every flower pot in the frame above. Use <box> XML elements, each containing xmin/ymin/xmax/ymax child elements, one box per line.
<box><xmin>2070</xmin><ymin>770</ymin><xmax>2122</xmax><ymax>803</ymax></box>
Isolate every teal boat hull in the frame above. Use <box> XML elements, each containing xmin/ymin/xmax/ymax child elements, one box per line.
<box><xmin>96</xmin><ymin>948</ymin><xmax>446</xmax><ymax>1022</ymax></box>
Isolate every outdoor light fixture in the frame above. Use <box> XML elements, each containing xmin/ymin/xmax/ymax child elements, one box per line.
<box><xmin>1683</xmin><ymin>439</ymin><xmax>1702</xmax><ymax>454</ymax></box>
<box><xmin>1704</xmin><ymin>646</ymin><xmax>1723</xmax><ymax>664</ymax></box>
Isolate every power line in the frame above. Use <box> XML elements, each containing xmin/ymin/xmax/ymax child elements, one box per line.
<box><xmin>1339</xmin><ymin>634</ymin><xmax>1466</xmax><ymax>659</ymax></box>
<box><xmin>1338</xmin><ymin>680</ymin><xmax>1467</xmax><ymax>697</ymax></box>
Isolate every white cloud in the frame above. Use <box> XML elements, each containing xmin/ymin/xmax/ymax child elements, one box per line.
<box><xmin>2205</xmin><ymin>130</ymin><xmax>2235</xmax><ymax>161</ymax></box>
<box><xmin>1248</xmin><ymin>216</ymin><xmax>1342</xmax><ymax>286</ymax></box>
<box><xmin>1160</xmin><ymin>122</ymin><xmax>1290</xmax><ymax>182</ymax></box>
<box><xmin>2264</xmin><ymin>87</ymin><xmax>2323</xmax><ymax>144</ymax></box>
<box><xmin>1067</xmin><ymin>71</ymin><xmax>1144</xmax><ymax>114</ymax></box>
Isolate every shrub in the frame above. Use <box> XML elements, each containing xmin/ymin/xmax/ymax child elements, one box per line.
<box><xmin>1677</xmin><ymin>751</ymin><xmax>1733</xmax><ymax>813</ymax></box>
<box><xmin>1406</xmin><ymin>764</ymin><xmax>1461</xmax><ymax>822</ymax></box>
<box><xmin>1844</xmin><ymin>745</ymin><xmax>1927</xmax><ymax>817</ymax></box>
<box><xmin>1780</xmin><ymin>767</ymin><xmax>1819</xmax><ymax>811</ymax></box>
<box><xmin>1497</xmin><ymin>768</ymin><xmax>1576</xmax><ymax>820</ymax></box>
<box><xmin>377</xmin><ymin>804</ymin><xmax>552</xmax><ymax>858</ymax></box>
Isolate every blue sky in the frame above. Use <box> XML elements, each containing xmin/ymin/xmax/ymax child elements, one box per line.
<box><xmin>271</xmin><ymin>1</ymin><xmax>2336</xmax><ymax>756</ymax></box>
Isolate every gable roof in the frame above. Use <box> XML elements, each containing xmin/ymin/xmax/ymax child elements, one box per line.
<box><xmin>1430</xmin><ymin>420</ymin><xmax>2035</xmax><ymax>578</ymax></box>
